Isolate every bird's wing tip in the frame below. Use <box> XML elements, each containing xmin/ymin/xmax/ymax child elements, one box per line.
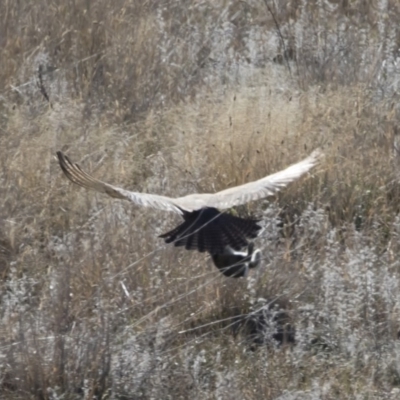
<box><xmin>56</xmin><ymin>151</ymin><xmax>63</xmax><ymax>162</ymax></box>
<box><xmin>309</xmin><ymin>148</ymin><xmax>324</xmax><ymax>163</ymax></box>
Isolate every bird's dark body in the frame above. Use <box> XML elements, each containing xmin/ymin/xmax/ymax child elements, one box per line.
<box><xmin>159</xmin><ymin>207</ymin><xmax>261</xmax><ymax>255</ymax></box>
<box><xmin>211</xmin><ymin>254</ymin><xmax>252</xmax><ymax>277</ymax></box>
<box><xmin>211</xmin><ymin>242</ymin><xmax>261</xmax><ymax>278</ymax></box>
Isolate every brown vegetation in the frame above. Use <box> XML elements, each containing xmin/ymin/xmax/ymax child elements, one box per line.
<box><xmin>2</xmin><ymin>0</ymin><xmax>400</xmax><ymax>398</ymax></box>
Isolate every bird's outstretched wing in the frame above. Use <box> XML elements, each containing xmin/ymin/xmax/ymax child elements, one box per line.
<box><xmin>57</xmin><ymin>149</ymin><xmax>322</xmax><ymax>212</ymax></box>
<box><xmin>202</xmin><ymin>149</ymin><xmax>322</xmax><ymax>210</ymax></box>
<box><xmin>56</xmin><ymin>151</ymin><xmax>183</xmax><ymax>214</ymax></box>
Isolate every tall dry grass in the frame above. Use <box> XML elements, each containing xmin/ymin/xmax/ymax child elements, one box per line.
<box><xmin>2</xmin><ymin>0</ymin><xmax>400</xmax><ymax>399</ymax></box>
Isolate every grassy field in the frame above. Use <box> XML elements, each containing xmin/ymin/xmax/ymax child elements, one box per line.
<box><xmin>2</xmin><ymin>0</ymin><xmax>400</xmax><ymax>398</ymax></box>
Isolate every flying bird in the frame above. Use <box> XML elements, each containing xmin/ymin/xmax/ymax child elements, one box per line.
<box><xmin>56</xmin><ymin>150</ymin><xmax>321</xmax><ymax>258</ymax></box>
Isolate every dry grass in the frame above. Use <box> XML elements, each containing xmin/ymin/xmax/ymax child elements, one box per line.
<box><xmin>2</xmin><ymin>0</ymin><xmax>400</xmax><ymax>399</ymax></box>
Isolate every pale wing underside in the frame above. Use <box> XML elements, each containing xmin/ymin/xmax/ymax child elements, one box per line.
<box><xmin>57</xmin><ymin>149</ymin><xmax>322</xmax><ymax>212</ymax></box>
<box><xmin>57</xmin><ymin>152</ymin><xmax>183</xmax><ymax>214</ymax></box>
<box><xmin>202</xmin><ymin>149</ymin><xmax>322</xmax><ymax>210</ymax></box>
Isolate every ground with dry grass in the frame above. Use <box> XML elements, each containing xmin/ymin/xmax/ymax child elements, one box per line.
<box><xmin>2</xmin><ymin>1</ymin><xmax>400</xmax><ymax>399</ymax></box>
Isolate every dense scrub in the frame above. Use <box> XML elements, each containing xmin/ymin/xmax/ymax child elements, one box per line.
<box><xmin>2</xmin><ymin>1</ymin><xmax>400</xmax><ymax>398</ymax></box>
